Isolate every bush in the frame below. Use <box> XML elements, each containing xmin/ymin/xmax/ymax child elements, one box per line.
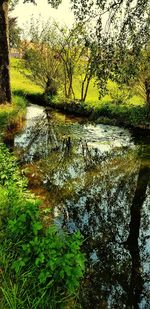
<box><xmin>0</xmin><ymin>145</ymin><xmax>85</xmax><ymax>308</ymax></box>
<box><xmin>107</xmin><ymin>80</ymin><xmax>130</xmax><ymax>105</ymax></box>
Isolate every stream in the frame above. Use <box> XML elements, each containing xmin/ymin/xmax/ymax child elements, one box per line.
<box><xmin>7</xmin><ymin>104</ymin><xmax>150</xmax><ymax>309</ymax></box>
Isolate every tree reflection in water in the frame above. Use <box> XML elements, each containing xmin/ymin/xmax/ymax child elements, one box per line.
<box><xmin>13</xmin><ymin>107</ymin><xmax>150</xmax><ymax>309</ymax></box>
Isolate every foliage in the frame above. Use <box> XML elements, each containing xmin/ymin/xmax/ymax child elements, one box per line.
<box><xmin>109</xmin><ymin>41</ymin><xmax>150</xmax><ymax>108</ymax></box>
<box><xmin>131</xmin><ymin>45</ymin><xmax>150</xmax><ymax>107</ymax></box>
<box><xmin>9</xmin><ymin>16</ymin><xmax>21</xmax><ymax>48</ymax></box>
<box><xmin>10</xmin><ymin>0</ymin><xmax>62</xmax><ymax>10</ymax></box>
<box><xmin>70</xmin><ymin>1</ymin><xmax>150</xmax><ymax>108</ymax></box>
<box><xmin>93</xmin><ymin>102</ymin><xmax>149</xmax><ymax>127</ymax></box>
<box><xmin>9</xmin><ymin>0</ymin><xmax>20</xmax><ymax>12</ymax></box>
<box><xmin>50</xmin><ymin>84</ymin><xmax>149</xmax><ymax>128</ymax></box>
<box><xmin>53</xmin><ymin>23</ymin><xmax>97</xmax><ymax>101</ymax></box>
<box><xmin>0</xmin><ymin>145</ymin><xmax>85</xmax><ymax>308</ymax></box>
<box><xmin>71</xmin><ymin>0</ymin><xmax>150</xmax><ymax>31</ymax></box>
<box><xmin>24</xmin><ymin>0</ymin><xmax>62</xmax><ymax>8</ymax></box>
<box><xmin>22</xmin><ymin>18</ymin><xmax>98</xmax><ymax>101</ymax></box>
<box><xmin>22</xmin><ymin>19</ymin><xmax>63</xmax><ymax>96</ymax></box>
<box><xmin>106</xmin><ymin>81</ymin><xmax>131</xmax><ymax>105</ymax></box>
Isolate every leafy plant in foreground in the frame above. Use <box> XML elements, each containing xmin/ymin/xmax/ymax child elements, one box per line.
<box><xmin>0</xmin><ymin>145</ymin><xmax>85</xmax><ymax>308</ymax></box>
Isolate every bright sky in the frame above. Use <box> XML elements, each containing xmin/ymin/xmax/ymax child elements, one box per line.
<box><xmin>11</xmin><ymin>0</ymin><xmax>75</xmax><ymax>28</ymax></box>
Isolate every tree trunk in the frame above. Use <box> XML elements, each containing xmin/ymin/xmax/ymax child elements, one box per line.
<box><xmin>126</xmin><ymin>164</ymin><xmax>150</xmax><ymax>308</ymax></box>
<box><xmin>83</xmin><ymin>77</ymin><xmax>91</xmax><ymax>102</ymax></box>
<box><xmin>145</xmin><ymin>80</ymin><xmax>150</xmax><ymax>110</ymax></box>
<box><xmin>81</xmin><ymin>79</ymin><xmax>85</xmax><ymax>101</ymax></box>
<box><xmin>68</xmin><ymin>73</ymin><xmax>75</xmax><ymax>99</ymax></box>
<box><xmin>81</xmin><ymin>73</ymin><xmax>92</xmax><ymax>102</ymax></box>
<box><xmin>64</xmin><ymin>67</ymin><xmax>68</xmax><ymax>98</ymax></box>
<box><xmin>0</xmin><ymin>0</ymin><xmax>11</xmax><ymax>104</ymax></box>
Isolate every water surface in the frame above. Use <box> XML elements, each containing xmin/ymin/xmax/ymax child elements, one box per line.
<box><xmin>13</xmin><ymin>104</ymin><xmax>150</xmax><ymax>309</ymax></box>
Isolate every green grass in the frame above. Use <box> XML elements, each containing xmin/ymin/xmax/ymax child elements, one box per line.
<box><xmin>0</xmin><ymin>59</ymin><xmax>43</xmax><ymax>131</ymax></box>
<box><xmin>10</xmin><ymin>58</ymin><xmax>43</xmax><ymax>96</ymax></box>
<box><xmin>51</xmin><ymin>78</ymin><xmax>149</xmax><ymax>127</ymax></box>
<box><xmin>0</xmin><ymin>145</ymin><xmax>85</xmax><ymax>308</ymax></box>
<box><xmin>0</xmin><ymin>96</ymin><xmax>26</xmax><ymax>132</ymax></box>
<box><xmin>72</xmin><ymin>77</ymin><xmax>145</xmax><ymax>107</ymax></box>
<box><xmin>73</xmin><ymin>76</ymin><xmax>99</xmax><ymax>102</ymax></box>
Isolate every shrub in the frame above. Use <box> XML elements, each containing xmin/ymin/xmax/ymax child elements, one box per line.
<box><xmin>0</xmin><ymin>95</ymin><xmax>26</xmax><ymax>133</ymax></box>
<box><xmin>107</xmin><ymin>80</ymin><xmax>130</xmax><ymax>105</ymax></box>
<box><xmin>0</xmin><ymin>145</ymin><xmax>85</xmax><ymax>308</ymax></box>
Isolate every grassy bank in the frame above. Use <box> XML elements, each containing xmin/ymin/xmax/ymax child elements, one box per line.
<box><xmin>0</xmin><ymin>58</ymin><xmax>43</xmax><ymax>132</ymax></box>
<box><xmin>0</xmin><ymin>145</ymin><xmax>85</xmax><ymax>308</ymax></box>
<box><xmin>1</xmin><ymin>60</ymin><xmax>85</xmax><ymax>308</ymax></box>
<box><xmin>11</xmin><ymin>58</ymin><xmax>43</xmax><ymax>97</ymax></box>
<box><xmin>48</xmin><ymin>98</ymin><xmax>149</xmax><ymax>129</ymax></box>
<box><xmin>0</xmin><ymin>96</ymin><xmax>26</xmax><ymax>132</ymax></box>
<box><xmin>7</xmin><ymin>58</ymin><xmax>150</xmax><ymax>129</ymax></box>
<box><xmin>48</xmin><ymin>79</ymin><xmax>149</xmax><ymax>128</ymax></box>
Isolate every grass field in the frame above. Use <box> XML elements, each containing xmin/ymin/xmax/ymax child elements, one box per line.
<box><xmin>10</xmin><ymin>58</ymin><xmax>43</xmax><ymax>96</ymax></box>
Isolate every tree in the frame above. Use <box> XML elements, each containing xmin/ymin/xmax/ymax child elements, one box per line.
<box><xmin>9</xmin><ymin>16</ymin><xmax>21</xmax><ymax>48</ymax></box>
<box><xmin>0</xmin><ymin>0</ymin><xmax>62</xmax><ymax>104</ymax></box>
<box><xmin>23</xmin><ymin>19</ymin><xmax>63</xmax><ymax>96</ymax></box>
<box><xmin>23</xmin><ymin>19</ymin><xmax>97</xmax><ymax>101</ymax></box>
<box><xmin>54</xmin><ymin>22</ymin><xmax>101</xmax><ymax>102</ymax></box>
<box><xmin>71</xmin><ymin>0</ymin><xmax>150</xmax><ymax>107</ymax></box>
<box><xmin>55</xmin><ymin>23</ymin><xmax>93</xmax><ymax>101</ymax></box>
<box><xmin>111</xmin><ymin>42</ymin><xmax>150</xmax><ymax>109</ymax></box>
<box><xmin>0</xmin><ymin>0</ymin><xmax>11</xmax><ymax>104</ymax></box>
<box><xmin>55</xmin><ymin>24</ymin><xmax>82</xmax><ymax>100</ymax></box>
<box><xmin>134</xmin><ymin>47</ymin><xmax>150</xmax><ymax>108</ymax></box>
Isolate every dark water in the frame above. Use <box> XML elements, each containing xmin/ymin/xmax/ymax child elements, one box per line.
<box><xmin>9</xmin><ymin>104</ymin><xmax>150</xmax><ymax>309</ymax></box>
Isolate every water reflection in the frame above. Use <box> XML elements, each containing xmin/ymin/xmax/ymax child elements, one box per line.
<box><xmin>12</xmin><ymin>104</ymin><xmax>150</xmax><ymax>309</ymax></box>
<box><xmin>126</xmin><ymin>164</ymin><xmax>150</xmax><ymax>308</ymax></box>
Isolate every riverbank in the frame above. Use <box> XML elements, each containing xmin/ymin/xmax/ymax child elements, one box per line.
<box><xmin>50</xmin><ymin>99</ymin><xmax>150</xmax><ymax>129</ymax></box>
<box><xmin>25</xmin><ymin>93</ymin><xmax>150</xmax><ymax>130</ymax></box>
<box><xmin>0</xmin><ymin>142</ymin><xmax>85</xmax><ymax>309</ymax></box>
<box><xmin>6</xmin><ymin>58</ymin><xmax>150</xmax><ymax>132</ymax></box>
<box><xmin>0</xmin><ymin>59</ymin><xmax>43</xmax><ymax>134</ymax></box>
<box><xmin>0</xmin><ymin>60</ymin><xmax>86</xmax><ymax>308</ymax></box>
<box><xmin>0</xmin><ymin>96</ymin><xmax>26</xmax><ymax>134</ymax></box>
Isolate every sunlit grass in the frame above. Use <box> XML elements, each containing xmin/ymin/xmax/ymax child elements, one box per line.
<box><xmin>73</xmin><ymin>76</ymin><xmax>99</xmax><ymax>102</ymax></box>
<box><xmin>10</xmin><ymin>58</ymin><xmax>43</xmax><ymax>96</ymax></box>
<box><xmin>10</xmin><ymin>58</ymin><xmax>145</xmax><ymax>107</ymax></box>
<box><xmin>127</xmin><ymin>95</ymin><xmax>145</xmax><ymax>105</ymax></box>
<box><xmin>0</xmin><ymin>98</ymin><xmax>26</xmax><ymax>130</ymax></box>
<box><xmin>0</xmin><ymin>58</ymin><xmax>43</xmax><ymax>130</ymax></box>
<box><xmin>73</xmin><ymin>77</ymin><xmax>145</xmax><ymax>107</ymax></box>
